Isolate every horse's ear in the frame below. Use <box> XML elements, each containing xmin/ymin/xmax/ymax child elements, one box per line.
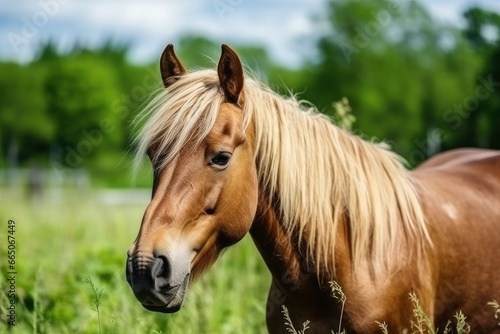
<box><xmin>217</xmin><ymin>44</ymin><xmax>244</xmax><ymax>104</ymax></box>
<box><xmin>160</xmin><ymin>44</ymin><xmax>186</xmax><ymax>88</ymax></box>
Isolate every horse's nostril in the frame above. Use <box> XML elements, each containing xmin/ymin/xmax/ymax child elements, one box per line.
<box><xmin>205</xmin><ymin>207</ymin><xmax>216</xmax><ymax>215</ymax></box>
<box><xmin>151</xmin><ymin>255</ymin><xmax>171</xmax><ymax>280</ymax></box>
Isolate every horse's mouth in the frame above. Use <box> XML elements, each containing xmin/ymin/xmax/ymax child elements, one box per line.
<box><xmin>138</xmin><ymin>274</ymin><xmax>189</xmax><ymax>314</ymax></box>
<box><xmin>142</xmin><ymin>302</ymin><xmax>182</xmax><ymax>313</ymax></box>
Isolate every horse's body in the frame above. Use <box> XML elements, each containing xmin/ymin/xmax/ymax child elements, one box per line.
<box><xmin>126</xmin><ymin>44</ymin><xmax>500</xmax><ymax>333</ymax></box>
<box><xmin>414</xmin><ymin>149</ymin><xmax>500</xmax><ymax>332</ymax></box>
<box><xmin>258</xmin><ymin>148</ymin><xmax>500</xmax><ymax>333</ymax></box>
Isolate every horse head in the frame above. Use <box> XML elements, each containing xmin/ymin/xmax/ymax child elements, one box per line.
<box><xmin>126</xmin><ymin>44</ymin><xmax>259</xmax><ymax>313</ymax></box>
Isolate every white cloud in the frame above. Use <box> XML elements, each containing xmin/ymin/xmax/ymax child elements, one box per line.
<box><xmin>420</xmin><ymin>0</ymin><xmax>500</xmax><ymax>25</ymax></box>
<box><xmin>0</xmin><ymin>0</ymin><xmax>499</xmax><ymax>65</ymax></box>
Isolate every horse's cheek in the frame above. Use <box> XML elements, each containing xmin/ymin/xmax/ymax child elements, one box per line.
<box><xmin>219</xmin><ymin>178</ymin><xmax>258</xmax><ymax>245</ymax></box>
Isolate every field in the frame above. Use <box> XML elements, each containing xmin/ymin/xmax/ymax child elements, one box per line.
<box><xmin>3</xmin><ymin>187</ymin><xmax>499</xmax><ymax>334</ymax></box>
<box><xmin>0</xmin><ymin>187</ymin><xmax>270</xmax><ymax>333</ymax></box>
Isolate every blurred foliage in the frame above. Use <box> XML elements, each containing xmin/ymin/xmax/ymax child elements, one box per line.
<box><xmin>0</xmin><ymin>189</ymin><xmax>269</xmax><ymax>333</ymax></box>
<box><xmin>0</xmin><ymin>0</ymin><xmax>499</xmax><ymax>187</ymax></box>
<box><xmin>308</xmin><ymin>0</ymin><xmax>499</xmax><ymax>160</ymax></box>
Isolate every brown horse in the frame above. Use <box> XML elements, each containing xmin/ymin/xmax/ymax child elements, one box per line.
<box><xmin>126</xmin><ymin>44</ymin><xmax>500</xmax><ymax>333</ymax></box>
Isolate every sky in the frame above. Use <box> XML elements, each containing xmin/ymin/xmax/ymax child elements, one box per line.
<box><xmin>1</xmin><ymin>0</ymin><xmax>499</xmax><ymax>67</ymax></box>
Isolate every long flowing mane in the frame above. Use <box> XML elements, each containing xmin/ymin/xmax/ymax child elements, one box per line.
<box><xmin>135</xmin><ymin>69</ymin><xmax>431</xmax><ymax>277</ymax></box>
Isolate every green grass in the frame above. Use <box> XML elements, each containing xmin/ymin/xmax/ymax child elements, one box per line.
<box><xmin>0</xmin><ymin>188</ymin><xmax>270</xmax><ymax>333</ymax></box>
<box><xmin>282</xmin><ymin>284</ymin><xmax>477</xmax><ymax>334</ymax></box>
<box><xmin>3</xmin><ymin>187</ymin><xmax>497</xmax><ymax>333</ymax></box>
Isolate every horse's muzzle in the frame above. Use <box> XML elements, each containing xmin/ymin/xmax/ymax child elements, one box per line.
<box><xmin>126</xmin><ymin>252</ymin><xmax>189</xmax><ymax>313</ymax></box>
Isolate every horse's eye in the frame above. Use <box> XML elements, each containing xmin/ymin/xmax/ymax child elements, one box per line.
<box><xmin>210</xmin><ymin>152</ymin><xmax>232</xmax><ymax>169</ymax></box>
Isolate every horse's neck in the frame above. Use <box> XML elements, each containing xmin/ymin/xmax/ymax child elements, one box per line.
<box><xmin>251</xmin><ymin>200</ymin><xmax>308</xmax><ymax>284</ymax></box>
<box><xmin>249</xmin><ymin>196</ymin><xmax>339</xmax><ymax>299</ymax></box>
<box><xmin>249</xmin><ymin>199</ymin><xmax>421</xmax><ymax>332</ymax></box>
<box><xmin>249</xmin><ymin>196</ymin><xmax>355</xmax><ymax>329</ymax></box>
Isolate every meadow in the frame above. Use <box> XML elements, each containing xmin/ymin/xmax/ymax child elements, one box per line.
<box><xmin>0</xmin><ymin>187</ymin><xmax>270</xmax><ymax>333</ymax></box>
<box><xmin>1</xmin><ymin>186</ymin><xmax>499</xmax><ymax>334</ymax></box>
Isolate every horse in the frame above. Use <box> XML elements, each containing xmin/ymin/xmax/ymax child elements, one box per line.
<box><xmin>126</xmin><ymin>44</ymin><xmax>500</xmax><ymax>333</ymax></box>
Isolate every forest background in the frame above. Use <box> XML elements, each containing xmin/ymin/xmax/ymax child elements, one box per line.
<box><xmin>1</xmin><ymin>0</ymin><xmax>499</xmax><ymax>188</ymax></box>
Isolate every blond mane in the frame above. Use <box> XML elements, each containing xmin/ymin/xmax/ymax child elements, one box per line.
<box><xmin>135</xmin><ymin>69</ymin><xmax>431</xmax><ymax>277</ymax></box>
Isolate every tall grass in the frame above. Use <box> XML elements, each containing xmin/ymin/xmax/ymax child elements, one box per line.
<box><xmin>0</xmin><ymin>187</ymin><xmax>269</xmax><ymax>333</ymax></box>
<box><xmin>281</xmin><ymin>284</ymin><xmax>481</xmax><ymax>334</ymax></box>
<box><xmin>489</xmin><ymin>300</ymin><xmax>500</xmax><ymax>326</ymax></box>
<box><xmin>329</xmin><ymin>281</ymin><xmax>346</xmax><ymax>334</ymax></box>
<box><xmin>282</xmin><ymin>305</ymin><xmax>310</xmax><ymax>334</ymax></box>
<box><xmin>2</xmin><ymin>188</ymin><xmax>498</xmax><ymax>333</ymax></box>
<box><xmin>82</xmin><ymin>275</ymin><xmax>103</xmax><ymax>334</ymax></box>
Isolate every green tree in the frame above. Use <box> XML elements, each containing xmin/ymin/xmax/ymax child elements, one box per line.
<box><xmin>0</xmin><ymin>62</ymin><xmax>54</xmax><ymax>164</ymax></box>
<box><xmin>43</xmin><ymin>54</ymin><xmax>123</xmax><ymax>169</ymax></box>
<box><xmin>461</xmin><ymin>7</ymin><xmax>500</xmax><ymax>149</ymax></box>
<box><xmin>309</xmin><ymin>0</ymin><xmax>486</xmax><ymax>162</ymax></box>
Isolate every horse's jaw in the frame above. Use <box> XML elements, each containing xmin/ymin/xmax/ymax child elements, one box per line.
<box><xmin>140</xmin><ymin>273</ymin><xmax>190</xmax><ymax>313</ymax></box>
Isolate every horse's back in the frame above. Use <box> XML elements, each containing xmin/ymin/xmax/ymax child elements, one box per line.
<box><xmin>413</xmin><ymin>148</ymin><xmax>500</xmax><ymax>332</ymax></box>
<box><xmin>416</xmin><ymin>147</ymin><xmax>500</xmax><ymax>170</ymax></box>
<box><xmin>414</xmin><ymin>148</ymin><xmax>500</xmax><ymax>198</ymax></box>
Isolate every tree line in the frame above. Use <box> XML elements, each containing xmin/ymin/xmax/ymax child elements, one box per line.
<box><xmin>0</xmin><ymin>0</ymin><xmax>499</xmax><ymax>187</ymax></box>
